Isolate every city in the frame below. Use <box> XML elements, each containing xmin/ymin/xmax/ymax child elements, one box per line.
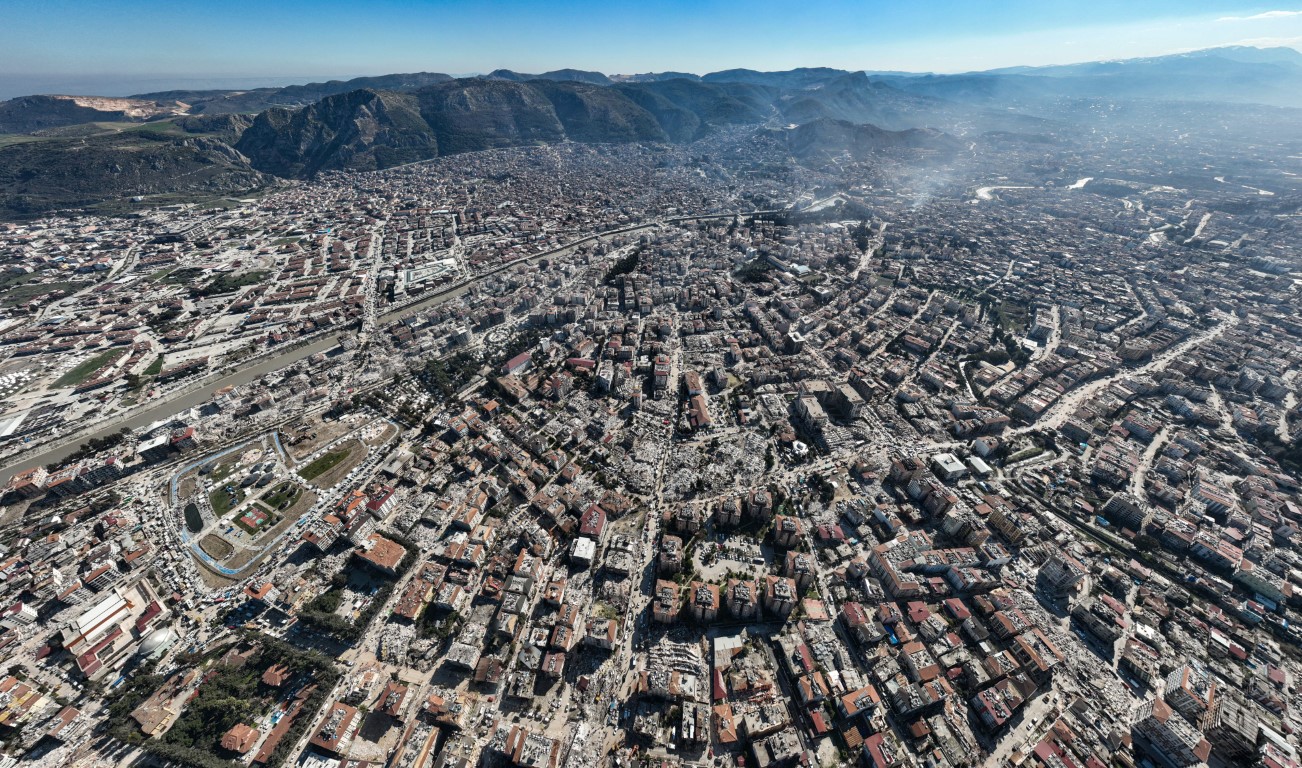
<box><xmin>0</xmin><ymin>8</ymin><xmax>1301</xmax><ymax>768</ymax></box>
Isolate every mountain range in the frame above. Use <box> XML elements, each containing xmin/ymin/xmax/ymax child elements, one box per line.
<box><xmin>876</xmin><ymin>46</ymin><xmax>1302</xmax><ymax>107</ymax></box>
<box><xmin>1</xmin><ymin>45</ymin><xmax>1300</xmax><ymax>218</ymax></box>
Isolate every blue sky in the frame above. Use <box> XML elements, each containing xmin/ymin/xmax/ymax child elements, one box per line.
<box><xmin>2</xmin><ymin>1</ymin><xmax>1301</xmax><ymax>96</ymax></box>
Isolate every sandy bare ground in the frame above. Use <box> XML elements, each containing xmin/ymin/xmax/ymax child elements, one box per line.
<box><xmin>0</xmin><ymin>497</ymin><xmax>32</xmax><ymax>528</ymax></box>
<box><xmin>366</xmin><ymin>423</ymin><xmax>399</xmax><ymax>447</ymax></box>
<box><xmin>199</xmin><ymin>533</ymin><xmax>233</xmax><ymax>560</ymax></box>
<box><xmin>196</xmin><ymin>564</ymin><xmax>238</xmax><ymax>590</ymax></box>
<box><xmin>287</xmin><ymin>418</ymin><xmax>356</xmax><ymax>463</ymax></box>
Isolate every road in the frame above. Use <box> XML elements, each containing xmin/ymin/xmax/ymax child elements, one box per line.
<box><xmin>1129</xmin><ymin>425</ymin><xmax>1170</xmax><ymax>498</ymax></box>
<box><xmin>0</xmin><ymin>211</ymin><xmax>777</xmax><ymax>485</ymax></box>
<box><xmin>33</xmin><ymin>246</ymin><xmax>139</xmax><ymax>324</ymax></box>
<box><xmin>848</xmin><ymin>223</ymin><xmax>887</xmax><ymax>283</ymax></box>
<box><xmin>1008</xmin><ymin>312</ymin><xmax>1238</xmax><ymax>436</ymax></box>
<box><xmin>983</xmin><ymin>692</ymin><xmax>1061</xmax><ymax>765</ymax></box>
<box><xmin>1280</xmin><ymin>390</ymin><xmax>1296</xmax><ymax>443</ymax></box>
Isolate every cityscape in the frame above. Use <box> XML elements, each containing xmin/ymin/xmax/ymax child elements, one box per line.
<box><xmin>1</xmin><ymin>6</ymin><xmax>1302</xmax><ymax>768</ymax></box>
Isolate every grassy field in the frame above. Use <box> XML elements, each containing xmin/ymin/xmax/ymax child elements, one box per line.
<box><xmin>32</xmin><ymin>121</ymin><xmax>142</xmax><ymax>138</ymax></box>
<box><xmin>258</xmin><ymin>481</ymin><xmax>302</xmax><ymax>511</ymax></box>
<box><xmin>208</xmin><ymin>461</ymin><xmax>235</xmax><ymax>481</ymax></box>
<box><xmin>298</xmin><ymin>447</ymin><xmax>352</xmax><ymax>481</ymax></box>
<box><xmin>54</xmin><ymin>348</ymin><xmax>126</xmax><ymax>387</ymax></box>
<box><xmin>18</xmin><ymin>120</ymin><xmax>191</xmax><ymax>140</ymax></box>
<box><xmin>199</xmin><ymin>270</ymin><xmax>269</xmax><ymax>296</ymax></box>
<box><xmin>128</xmin><ymin>120</ymin><xmax>190</xmax><ymax>136</ymax></box>
<box><xmin>0</xmin><ymin>134</ymin><xmax>48</xmax><ymax>148</ymax></box>
<box><xmin>143</xmin><ymin>354</ymin><xmax>165</xmax><ymax>376</ymax></box>
<box><xmin>0</xmin><ymin>276</ymin><xmax>90</xmax><ymax>308</ymax></box>
<box><xmin>161</xmin><ymin>267</ymin><xmax>205</xmax><ymax>285</ymax></box>
<box><xmin>1006</xmin><ymin>446</ymin><xmax>1046</xmax><ymax>464</ymax></box>
<box><xmin>159</xmin><ymin>267</ymin><xmax>271</xmax><ymax>295</ymax></box>
<box><xmin>209</xmin><ymin>485</ymin><xmax>245</xmax><ymax>516</ymax></box>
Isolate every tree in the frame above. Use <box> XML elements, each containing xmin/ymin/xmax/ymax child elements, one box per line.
<box><xmin>603</xmin><ymin>249</ymin><xmax>641</xmax><ymax>285</ymax></box>
<box><xmin>1134</xmin><ymin>534</ymin><xmax>1161</xmax><ymax>552</ymax></box>
<box><xmin>851</xmin><ymin>220</ymin><xmax>873</xmax><ymax>253</ymax></box>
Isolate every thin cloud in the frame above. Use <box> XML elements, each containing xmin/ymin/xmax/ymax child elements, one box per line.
<box><xmin>1217</xmin><ymin>10</ymin><xmax>1302</xmax><ymax>22</ymax></box>
<box><xmin>1224</xmin><ymin>34</ymin><xmax>1302</xmax><ymax>46</ymax></box>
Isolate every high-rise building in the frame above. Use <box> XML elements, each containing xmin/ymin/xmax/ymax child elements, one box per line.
<box><xmin>1134</xmin><ymin>697</ymin><xmax>1212</xmax><ymax>768</ymax></box>
<box><xmin>1165</xmin><ymin>659</ymin><xmax>1217</xmax><ymax>727</ymax></box>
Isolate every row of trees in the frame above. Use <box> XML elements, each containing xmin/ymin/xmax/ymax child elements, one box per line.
<box><xmin>48</xmin><ymin>428</ymin><xmax>130</xmax><ymax>470</ymax></box>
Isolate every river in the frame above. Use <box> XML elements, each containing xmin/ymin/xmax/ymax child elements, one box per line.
<box><xmin>974</xmin><ymin>185</ymin><xmax>1035</xmax><ymax>201</ymax></box>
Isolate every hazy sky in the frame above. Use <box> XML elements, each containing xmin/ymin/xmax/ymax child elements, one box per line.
<box><xmin>2</xmin><ymin>0</ymin><xmax>1301</xmax><ymax>96</ymax></box>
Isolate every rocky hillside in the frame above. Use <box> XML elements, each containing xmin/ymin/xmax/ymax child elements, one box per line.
<box><xmin>171</xmin><ymin>113</ymin><xmax>254</xmax><ymax>142</ymax></box>
<box><xmin>236</xmin><ymin>79</ymin><xmax>687</xmax><ymax>175</ymax></box>
<box><xmin>132</xmin><ymin>72</ymin><xmax>455</xmax><ymax>115</ymax></box>
<box><xmin>528</xmin><ymin>80</ymin><xmax>668</xmax><ymax>143</ymax></box>
<box><xmin>0</xmin><ymin>95</ymin><xmax>187</xmax><ymax>133</ymax></box>
<box><xmin>3</xmin><ymin>50</ymin><xmax>1298</xmax><ymax>218</ymax></box>
<box><xmin>234</xmin><ymin>89</ymin><xmax>438</xmax><ymax>177</ymax></box>
<box><xmin>486</xmin><ymin>69</ymin><xmax>614</xmax><ymax>86</ymax></box>
<box><xmin>776</xmin><ymin>72</ymin><xmax>944</xmax><ymax>131</ymax></box>
<box><xmin>0</xmin><ymin>72</ymin><xmax>971</xmax><ymax>216</ymax></box>
<box><xmin>0</xmin><ymin>130</ymin><xmax>268</xmax><ymax>219</ymax></box>
<box><xmin>236</xmin><ymin>77</ymin><xmax>821</xmax><ymax>176</ymax></box>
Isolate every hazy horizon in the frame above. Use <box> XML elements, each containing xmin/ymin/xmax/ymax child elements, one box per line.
<box><xmin>1</xmin><ymin>44</ymin><xmax>1299</xmax><ymax>102</ymax></box>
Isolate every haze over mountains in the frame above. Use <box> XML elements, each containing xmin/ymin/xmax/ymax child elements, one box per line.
<box><xmin>1</xmin><ymin>45</ymin><xmax>1300</xmax><ymax>218</ymax></box>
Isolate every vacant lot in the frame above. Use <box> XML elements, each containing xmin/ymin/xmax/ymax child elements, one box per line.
<box><xmin>199</xmin><ymin>534</ymin><xmax>233</xmax><ymax>561</ymax></box>
<box><xmin>0</xmin><ymin>269</ymin><xmax>92</xmax><ymax>307</ymax></box>
<box><xmin>54</xmin><ymin>348</ymin><xmax>125</xmax><ymax>387</ymax></box>
<box><xmin>994</xmin><ymin>298</ymin><xmax>1030</xmax><ymax>335</ymax></box>
<box><xmin>2</xmin><ymin>281</ymin><xmax>90</xmax><ymax>308</ymax></box>
<box><xmin>366</xmin><ymin>422</ymin><xmax>399</xmax><ymax>447</ymax></box>
<box><xmin>286</xmin><ymin>417</ymin><xmax>355</xmax><ymax>461</ymax></box>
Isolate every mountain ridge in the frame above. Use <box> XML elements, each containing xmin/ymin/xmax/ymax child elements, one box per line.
<box><xmin>3</xmin><ymin>46</ymin><xmax>1300</xmax><ymax>218</ymax></box>
<box><xmin>231</xmin><ymin>75</ymin><xmax>959</xmax><ymax>177</ymax></box>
